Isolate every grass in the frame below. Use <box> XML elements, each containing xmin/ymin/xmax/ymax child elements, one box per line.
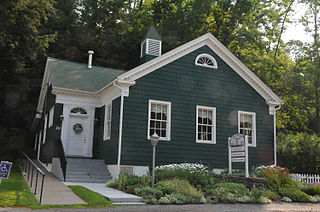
<box><xmin>0</xmin><ymin>168</ymin><xmax>114</xmax><ymax>209</ymax></box>
<box><xmin>0</xmin><ymin>171</ymin><xmax>38</xmax><ymax>208</ymax></box>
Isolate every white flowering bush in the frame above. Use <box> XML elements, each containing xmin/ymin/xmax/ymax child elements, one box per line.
<box><xmin>156</xmin><ymin>163</ymin><xmax>208</xmax><ymax>171</ymax></box>
<box><xmin>155</xmin><ymin>163</ymin><xmax>220</xmax><ymax>189</ymax></box>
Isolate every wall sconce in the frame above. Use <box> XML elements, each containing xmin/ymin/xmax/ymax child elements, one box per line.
<box><xmin>94</xmin><ymin>118</ymin><xmax>99</xmax><ymax>124</ymax></box>
<box><xmin>59</xmin><ymin>115</ymin><xmax>64</xmax><ymax>122</ymax></box>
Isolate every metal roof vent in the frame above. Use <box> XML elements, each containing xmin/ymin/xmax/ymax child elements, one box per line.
<box><xmin>88</xmin><ymin>50</ymin><xmax>94</xmax><ymax>69</ymax></box>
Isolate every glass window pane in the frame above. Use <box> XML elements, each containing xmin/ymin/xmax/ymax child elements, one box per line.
<box><xmin>208</xmin><ymin>133</ymin><xmax>212</xmax><ymax>141</ymax></box>
<box><xmin>208</xmin><ymin>116</ymin><xmax>212</xmax><ymax>125</ymax></box>
<box><xmin>151</xmin><ymin>112</ymin><xmax>155</xmax><ymax>119</ymax></box>
<box><xmin>150</xmin><ymin>129</ymin><xmax>155</xmax><ymax>136</ymax></box>
<box><xmin>198</xmin><ymin>117</ymin><xmax>202</xmax><ymax>124</ymax></box>
<box><xmin>156</xmin><ymin>129</ymin><xmax>160</xmax><ymax>137</ymax></box>
<box><xmin>240</xmin><ymin>121</ymin><xmax>244</xmax><ymax>128</ymax></box>
<box><xmin>208</xmin><ymin>126</ymin><xmax>212</xmax><ymax>133</ymax></box>
<box><xmin>161</xmin><ymin>122</ymin><xmax>166</xmax><ymax>129</ymax></box>
<box><xmin>150</xmin><ymin>121</ymin><xmax>155</xmax><ymax>128</ymax></box>
<box><xmin>156</xmin><ymin>121</ymin><xmax>160</xmax><ymax>128</ymax></box>
<box><xmin>156</xmin><ymin>111</ymin><xmax>161</xmax><ymax>120</ymax></box>
<box><xmin>240</xmin><ymin>129</ymin><xmax>243</xmax><ymax>134</ymax></box>
<box><xmin>202</xmin><ymin>126</ymin><xmax>206</xmax><ymax>133</ymax></box>
<box><xmin>161</xmin><ymin>130</ymin><xmax>166</xmax><ymax>137</ymax></box>
<box><xmin>198</xmin><ymin>125</ymin><xmax>201</xmax><ymax>132</ymax></box>
<box><xmin>203</xmin><ymin>116</ymin><xmax>207</xmax><ymax>124</ymax></box>
<box><xmin>248</xmin><ymin>136</ymin><xmax>252</xmax><ymax>144</ymax></box>
<box><xmin>198</xmin><ymin>133</ymin><xmax>201</xmax><ymax>140</ymax></box>
<box><xmin>151</xmin><ymin>104</ymin><xmax>156</xmax><ymax>112</ymax></box>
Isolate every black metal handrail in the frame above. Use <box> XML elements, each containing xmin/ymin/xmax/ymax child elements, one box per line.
<box><xmin>19</xmin><ymin>152</ymin><xmax>45</xmax><ymax>204</ymax></box>
<box><xmin>56</xmin><ymin>139</ymin><xmax>67</xmax><ymax>181</ymax></box>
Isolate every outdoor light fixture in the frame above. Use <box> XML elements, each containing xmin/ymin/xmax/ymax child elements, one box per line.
<box><xmin>59</xmin><ymin>115</ymin><xmax>64</xmax><ymax>122</ymax></box>
<box><xmin>150</xmin><ymin>133</ymin><xmax>159</xmax><ymax>187</ymax></box>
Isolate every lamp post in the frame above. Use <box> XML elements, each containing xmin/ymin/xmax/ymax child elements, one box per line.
<box><xmin>150</xmin><ymin>133</ymin><xmax>159</xmax><ymax>188</ymax></box>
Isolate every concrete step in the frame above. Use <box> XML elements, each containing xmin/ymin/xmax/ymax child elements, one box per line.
<box><xmin>65</xmin><ymin>158</ymin><xmax>111</xmax><ymax>183</ymax></box>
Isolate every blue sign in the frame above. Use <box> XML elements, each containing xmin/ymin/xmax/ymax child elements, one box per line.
<box><xmin>0</xmin><ymin>161</ymin><xmax>12</xmax><ymax>179</ymax></box>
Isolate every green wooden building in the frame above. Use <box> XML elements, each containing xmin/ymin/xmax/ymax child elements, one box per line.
<box><xmin>32</xmin><ymin>27</ymin><xmax>282</xmax><ymax>181</ymax></box>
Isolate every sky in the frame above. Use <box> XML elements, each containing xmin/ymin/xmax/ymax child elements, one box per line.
<box><xmin>282</xmin><ymin>2</ymin><xmax>313</xmax><ymax>43</ymax></box>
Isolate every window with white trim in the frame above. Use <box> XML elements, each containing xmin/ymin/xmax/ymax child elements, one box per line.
<box><xmin>148</xmin><ymin>100</ymin><xmax>171</xmax><ymax>141</ymax></box>
<box><xmin>196</xmin><ymin>106</ymin><xmax>216</xmax><ymax>144</ymax></box>
<box><xmin>49</xmin><ymin>106</ymin><xmax>54</xmax><ymax>127</ymax></box>
<box><xmin>103</xmin><ymin>104</ymin><xmax>112</xmax><ymax>140</ymax></box>
<box><xmin>195</xmin><ymin>54</ymin><xmax>218</xmax><ymax>69</ymax></box>
<box><xmin>238</xmin><ymin>111</ymin><xmax>256</xmax><ymax>147</ymax></box>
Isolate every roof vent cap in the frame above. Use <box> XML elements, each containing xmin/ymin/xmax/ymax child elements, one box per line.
<box><xmin>88</xmin><ymin>50</ymin><xmax>94</xmax><ymax>69</ymax></box>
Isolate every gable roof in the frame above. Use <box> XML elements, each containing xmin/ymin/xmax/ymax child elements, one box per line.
<box><xmin>118</xmin><ymin>33</ymin><xmax>282</xmax><ymax>105</ymax></box>
<box><xmin>48</xmin><ymin>58</ymin><xmax>125</xmax><ymax>92</ymax></box>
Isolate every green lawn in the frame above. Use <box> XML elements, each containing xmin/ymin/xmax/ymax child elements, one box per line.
<box><xmin>0</xmin><ymin>169</ymin><xmax>114</xmax><ymax>209</ymax></box>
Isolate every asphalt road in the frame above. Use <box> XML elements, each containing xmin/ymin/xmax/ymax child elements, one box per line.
<box><xmin>2</xmin><ymin>203</ymin><xmax>320</xmax><ymax>212</ymax></box>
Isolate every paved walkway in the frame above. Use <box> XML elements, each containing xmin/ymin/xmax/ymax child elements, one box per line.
<box><xmin>24</xmin><ymin>164</ymin><xmax>85</xmax><ymax>205</ymax></box>
<box><xmin>64</xmin><ymin>182</ymin><xmax>144</xmax><ymax>204</ymax></box>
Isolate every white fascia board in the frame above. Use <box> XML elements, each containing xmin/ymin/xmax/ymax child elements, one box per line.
<box><xmin>117</xmin><ymin>33</ymin><xmax>282</xmax><ymax>105</ymax></box>
<box><xmin>36</xmin><ymin>58</ymin><xmax>51</xmax><ymax>114</ymax></box>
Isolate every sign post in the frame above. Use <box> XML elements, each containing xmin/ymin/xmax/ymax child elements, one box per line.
<box><xmin>0</xmin><ymin>161</ymin><xmax>13</xmax><ymax>184</ymax></box>
<box><xmin>228</xmin><ymin>134</ymin><xmax>249</xmax><ymax>177</ymax></box>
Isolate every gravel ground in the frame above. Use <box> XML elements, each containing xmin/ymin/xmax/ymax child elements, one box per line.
<box><xmin>2</xmin><ymin>203</ymin><xmax>320</xmax><ymax>212</ymax></box>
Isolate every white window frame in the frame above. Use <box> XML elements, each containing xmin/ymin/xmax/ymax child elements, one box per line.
<box><xmin>147</xmin><ymin>99</ymin><xmax>171</xmax><ymax>141</ymax></box>
<box><xmin>238</xmin><ymin>111</ymin><xmax>256</xmax><ymax>147</ymax></box>
<box><xmin>196</xmin><ymin>106</ymin><xmax>216</xmax><ymax>144</ymax></box>
<box><xmin>195</xmin><ymin>53</ymin><xmax>218</xmax><ymax>69</ymax></box>
<box><xmin>103</xmin><ymin>103</ymin><xmax>112</xmax><ymax>140</ymax></box>
<box><xmin>43</xmin><ymin>114</ymin><xmax>48</xmax><ymax>144</ymax></box>
<box><xmin>48</xmin><ymin>106</ymin><xmax>54</xmax><ymax>128</ymax></box>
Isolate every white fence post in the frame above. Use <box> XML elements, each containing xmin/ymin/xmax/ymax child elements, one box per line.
<box><xmin>290</xmin><ymin>173</ymin><xmax>320</xmax><ymax>185</ymax></box>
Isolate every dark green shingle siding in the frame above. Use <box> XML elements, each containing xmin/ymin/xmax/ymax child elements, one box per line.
<box><xmin>93</xmin><ymin>98</ymin><xmax>120</xmax><ymax>164</ymax></box>
<box><xmin>120</xmin><ymin>45</ymin><xmax>274</xmax><ymax>168</ymax></box>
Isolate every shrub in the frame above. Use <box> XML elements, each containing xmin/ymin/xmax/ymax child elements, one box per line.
<box><xmin>277</xmin><ymin>132</ymin><xmax>320</xmax><ymax>174</ymax></box>
<box><xmin>256</xmin><ymin>196</ymin><xmax>272</xmax><ymax>204</ymax></box>
<box><xmin>155</xmin><ymin>163</ymin><xmax>220</xmax><ymax>188</ymax></box>
<box><xmin>108</xmin><ymin>172</ymin><xmax>151</xmax><ymax>193</ymax></box>
<box><xmin>261</xmin><ymin>189</ymin><xmax>279</xmax><ymax>200</ymax></box>
<box><xmin>143</xmin><ymin>198</ymin><xmax>157</xmax><ymax>204</ymax></box>
<box><xmin>211</xmin><ymin>183</ymin><xmax>251</xmax><ymax>203</ymax></box>
<box><xmin>279</xmin><ymin>187</ymin><xmax>310</xmax><ymax>202</ymax></box>
<box><xmin>237</xmin><ymin>195</ymin><xmax>253</xmax><ymax>203</ymax></box>
<box><xmin>309</xmin><ymin>196</ymin><xmax>318</xmax><ymax>203</ymax></box>
<box><xmin>254</xmin><ymin>166</ymin><xmax>298</xmax><ymax>191</ymax></box>
<box><xmin>134</xmin><ymin>187</ymin><xmax>163</xmax><ymax>199</ymax></box>
<box><xmin>154</xmin><ymin>179</ymin><xmax>203</xmax><ymax>202</ymax></box>
<box><xmin>301</xmin><ymin>185</ymin><xmax>320</xmax><ymax>196</ymax></box>
<box><xmin>282</xmin><ymin>197</ymin><xmax>292</xmax><ymax>203</ymax></box>
<box><xmin>159</xmin><ymin>194</ymin><xmax>182</xmax><ymax>205</ymax></box>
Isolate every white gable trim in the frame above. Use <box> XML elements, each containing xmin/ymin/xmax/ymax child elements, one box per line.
<box><xmin>117</xmin><ymin>33</ymin><xmax>282</xmax><ymax>105</ymax></box>
<box><xmin>36</xmin><ymin>59</ymin><xmax>50</xmax><ymax>114</ymax></box>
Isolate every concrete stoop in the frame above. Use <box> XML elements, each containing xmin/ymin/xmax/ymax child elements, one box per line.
<box><xmin>65</xmin><ymin>158</ymin><xmax>112</xmax><ymax>183</ymax></box>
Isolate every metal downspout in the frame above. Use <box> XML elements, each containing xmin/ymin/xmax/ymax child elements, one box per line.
<box><xmin>113</xmin><ymin>82</ymin><xmax>124</xmax><ymax>179</ymax></box>
<box><xmin>274</xmin><ymin>105</ymin><xmax>281</xmax><ymax>166</ymax></box>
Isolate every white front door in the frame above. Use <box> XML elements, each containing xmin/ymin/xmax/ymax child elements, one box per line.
<box><xmin>67</xmin><ymin>115</ymin><xmax>90</xmax><ymax>157</ymax></box>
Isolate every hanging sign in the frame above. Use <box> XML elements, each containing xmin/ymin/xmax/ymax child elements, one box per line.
<box><xmin>228</xmin><ymin>134</ymin><xmax>249</xmax><ymax>177</ymax></box>
<box><xmin>0</xmin><ymin>161</ymin><xmax>13</xmax><ymax>182</ymax></box>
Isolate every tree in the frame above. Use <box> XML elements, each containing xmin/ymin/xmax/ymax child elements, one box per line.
<box><xmin>0</xmin><ymin>0</ymin><xmax>56</xmax><ymax>159</ymax></box>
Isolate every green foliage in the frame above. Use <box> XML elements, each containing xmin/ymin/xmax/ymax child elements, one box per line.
<box><xmin>109</xmin><ymin>172</ymin><xmax>151</xmax><ymax>193</ymax></box>
<box><xmin>301</xmin><ymin>185</ymin><xmax>320</xmax><ymax>196</ymax></box>
<box><xmin>278</xmin><ymin>187</ymin><xmax>310</xmax><ymax>202</ymax></box>
<box><xmin>155</xmin><ymin>167</ymin><xmax>220</xmax><ymax>189</ymax></box>
<box><xmin>282</xmin><ymin>196</ymin><xmax>292</xmax><ymax>203</ymax></box>
<box><xmin>211</xmin><ymin>182</ymin><xmax>251</xmax><ymax>203</ymax></box>
<box><xmin>261</xmin><ymin>189</ymin><xmax>279</xmax><ymax>200</ymax></box>
<box><xmin>159</xmin><ymin>194</ymin><xmax>182</xmax><ymax>205</ymax></box>
<box><xmin>134</xmin><ymin>187</ymin><xmax>163</xmax><ymax>199</ymax></box>
<box><xmin>154</xmin><ymin>179</ymin><xmax>203</xmax><ymax>201</ymax></box>
<box><xmin>256</xmin><ymin>196</ymin><xmax>272</xmax><ymax>204</ymax></box>
<box><xmin>259</xmin><ymin>166</ymin><xmax>298</xmax><ymax>191</ymax></box>
<box><xmin>277</xmin><ymin>132</ymin><xmax>320</xmax><ymax>174</ymax></box>
<box><xmin>309</xmin><ymin>196</ymin><xmax>318</xmax><ymax>203</ymax></box>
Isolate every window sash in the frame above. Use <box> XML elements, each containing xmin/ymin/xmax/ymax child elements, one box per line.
<box><xmin>196</xmin><ymin>106</ymin><xmax>216</xmax><ymax>144</ymax></box>
<box><xmin>238</xmin><ymin>111</ymin><xmax>256</xmax><ymax>147</ymax></box>
<box><xmin>148</xmin><ymin>100</ymin><xmax>171</xmax><ymax>141</ymax></box>
<box><xmin>104</xmin><ymin>104</ymin><xmax>112</xmax><ymax>140</ymax></box>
